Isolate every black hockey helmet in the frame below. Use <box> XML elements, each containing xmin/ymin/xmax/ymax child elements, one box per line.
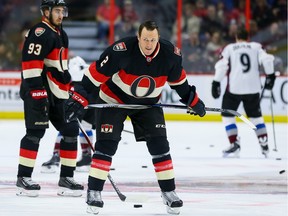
<box><xmin>40</xmin><ymin>0</ymin><xmax>68</xmax><ymax>17</ymax></box>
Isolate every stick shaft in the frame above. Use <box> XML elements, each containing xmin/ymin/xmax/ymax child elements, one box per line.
<box><xmin>77</xmin><ymin>119</ymin><xmax>127</xmax><ymax>201</ymax></box>
<box><xmin>270</xmin><ymin>91</ymin><xmax>277</xmax><ymax>151</ymax></box>
<box><xmin>88</xmin><ymin>103</ymin><xmax>256</xmax><ymax>130</ymax></box>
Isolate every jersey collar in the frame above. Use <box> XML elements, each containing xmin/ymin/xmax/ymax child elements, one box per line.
<box><xmin>42</xmin><ymin>17</ymin><xmax>59</xmax><ymax>34</ymax></box>
<box><xmin>139</xmin><ymin>42</ymin><xmax>160</xmax><ymax>63</ymax></box>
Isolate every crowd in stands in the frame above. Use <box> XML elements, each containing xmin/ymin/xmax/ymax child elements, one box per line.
<box><xmin>0</xmin><ymin>0</ymin><xmax>287</xmax><ymax>74</ymax></box>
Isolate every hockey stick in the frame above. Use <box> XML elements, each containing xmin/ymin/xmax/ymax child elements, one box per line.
<box><xmin>88</xmin><ymin>103</ymin><xmax>256</xmax><ymax>130</ymax></box>
<box><xmin>269</xmin><ymin>90</ymin><xmax>278</xmax><ymax>151</ymax></box>
<box><xmin>76</xmin><ymin>118</ymin><xmax>127</xmax><ymax>201</ymax></box>
<box><xmin>123</xmin><ymin>129</ymin><xmax>134</xmax><ymax>135</ymax></box>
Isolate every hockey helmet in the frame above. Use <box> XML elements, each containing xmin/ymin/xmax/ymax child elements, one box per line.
<box><xmin>40</xmin><ymin>0</ymin><xmax>68</xmax><ymax>17</ymax></box>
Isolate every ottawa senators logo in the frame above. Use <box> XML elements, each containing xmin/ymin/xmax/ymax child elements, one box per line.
<box><xmin>101</xmin><ymin>124</ymin><xmax>113</xmax><ymax>133</ymax></box>
<box><xmin>35</xmin><ymin>27</ymin><xmax>45</xmax><ymax>37</ymax></box>
<box><xmin>113</xmin><ymin>42</ymin><xmax>127</xmax><ymax>51</ymax></box>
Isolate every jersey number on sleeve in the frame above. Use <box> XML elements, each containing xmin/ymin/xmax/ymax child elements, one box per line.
<box><xmin>240</xmin><ymin>53</ymin><xmax>250</xmax><ymax>73</ymax></box>
<box><xmin>28</xmin><ymin>43</ymin><xmax>42</xmax><ymax>56</ymax></box>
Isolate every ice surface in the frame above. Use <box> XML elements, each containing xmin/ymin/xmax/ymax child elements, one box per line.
<box><xmin>0</xmin><ymin>120</ymin><xmax>287</xmax><ymax>216</ymax></box>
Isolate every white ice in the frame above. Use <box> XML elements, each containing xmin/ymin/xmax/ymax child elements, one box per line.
<box><xmin>0</xmin><ymin>120</ymin><xmax>287</xmax><ymax>216</ymax></box>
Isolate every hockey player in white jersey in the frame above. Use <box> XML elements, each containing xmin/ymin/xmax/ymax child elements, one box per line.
<box><xmin>211</xmin><ymin>28</ymin><xmax>275</xmax><ymax>158</ymax></box>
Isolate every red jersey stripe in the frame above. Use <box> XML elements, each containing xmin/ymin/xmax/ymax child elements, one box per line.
<box><xmin>89</xmin><ymin>62</ymin><xmax>110</xmax><ymax>84</ymax></box>
<box><xmin>22</xmin><ymin>60</ymin><xmax>44</xmax><ymax>70</ymax></box>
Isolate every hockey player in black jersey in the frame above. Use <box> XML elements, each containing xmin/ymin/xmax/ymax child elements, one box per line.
<box><xmin>78</xmin><ymin>20</ymin><xmax>206</xmax><ymax>215</ymax></box>
<box><xmin>16</xmin><ymin>0</ymin><xmax>87</xmax><ymax>197</ymax></box>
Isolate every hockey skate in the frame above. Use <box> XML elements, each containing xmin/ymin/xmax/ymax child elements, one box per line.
<box><xmin>259</xmin><ymin>142</ymin><xmax>269</xmax><ymax>158</ymax></box>
<box><xmin>222</xmin><ymin>141</ymin><xmax>241</xmax><ymax>158</ymax></box>
<box><xmin>57</xmin><ymin>177</ymin><xmax>84</xmax><ymax>197</ymax></box>
<box><xmin>161</xmin><ymin>190</ymin><xmax>183</xmax><ymax>215</ymax></box>
<box><xmin>16</xmin><ymin>177</ymin><xmax>41</xmax><ymax>197</ymax></box>
<box><xmin>76</xmin><ymin>153</ymin><xmax>92</xmax><ymax>172</ymax></box>
<box><xmin>41</xmin><ymin>152</ymin><xmax>60</xmax><ymax>173</ymax></box>
<box><xmin>86</xmin><ymin>189</ymin><xmax>104</xmax><ymax>215</ymax></box>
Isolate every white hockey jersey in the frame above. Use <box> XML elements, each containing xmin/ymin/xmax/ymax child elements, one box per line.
<box><xmin>214</xmin><ymin>41</ymin><xmax>274</xmax><ymax>94</ymax></box>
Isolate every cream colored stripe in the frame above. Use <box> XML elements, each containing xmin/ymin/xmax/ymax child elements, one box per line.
<box><xmin>60</xmin><ymin>158</ymin><xmax>76</xmax><ymax>167</ymax></box>
<box><xmin>84</xmin><ymin>69</ymin><xmax>102</xmax><ymax>87</ymax></box>
<box><xmin>23</xmin><ymin>68</ymin><xmax>42</xmax><ymax>79</ymax></box>
<box><xmin>99</xmin><ymin>90</ymin><xmax>119</xmax><ymax>104</ymax></box>
<box><xmin>19</xmin><ymin>156</ymin><xmax>35</xmax><ymax>168</ymax></box>
<box><xmin>168</xmin><ymin>77</ymin><xmax>187</xmax><ymax>86</ymax></box>
<box><xmin>155</xmin><ymin>169</ymin><xmax>175</xmax><ymax>180</ymax></box>
<box><xmin>89</xmin><ymin>167</ymin><xmax>108</xmax><ymax>180</ymax></box>
<box><xmin>47</xmin><ymin>78</ymin><xmax>69</xmax><ymax>99</ymax></box>
<box><xmin>44</xmin><ymin>59</ymin><xmax>67</xmax><ymax>72</ymax></box>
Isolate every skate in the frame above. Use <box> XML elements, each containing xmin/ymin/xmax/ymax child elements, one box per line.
<box><xmin>222</xmin><ymin>141</ymin><xmax>241</xmax><ymax>158</ymax></box>
<box><xmin>161</xmin><ymin>190</ymin><xmax>183</xmax><ymax>215</ymax></box>
<box><xmin>16</xmin><ymin>177</ymin><xmax>41</xmax><ymax>197</ymax></box>
<box><xmin>76</xmin><ymin>153</ymin><xmax>92</xmax><ymax>172</ymax></box>
<box><xmin>86</xmin><ymin>189</ymin><xmax>104</xmax><ymax>215</ymax></box>
<box><xmin>41</xmin><ymin>152</ymin><xmax>60</xmax><ymax>173</ymax></box>
<box><xmin>57</xmin><ymin>177</ymin><xmax>84</xmax><ymax>197</ymax></box>
<box><xmin>260</xmin><ymin>142</ymin><xmax>269</xmax><ymax>158</ymax></box>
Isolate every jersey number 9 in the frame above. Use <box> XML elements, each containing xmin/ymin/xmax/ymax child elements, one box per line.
<box><xmin>240</xmin><ymin>53</ymin><xmax>250</xmax><ymax>73</ymax></box>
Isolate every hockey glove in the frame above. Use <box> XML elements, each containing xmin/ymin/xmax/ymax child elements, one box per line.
<box><xmin>30</xmin><ymin>89</ymin><xmax>49</xmax><ymax>117</ymax></box>
<box><xmin>65</xmin><ymin>90</ymin><xmax>88</xmax><ymax>123</ymax></box>
<box><xmin>211</xmin><ymin>81</ymin><xmax>221</xmax><ymax>99</ymax></box>
<box><xmin>180</xmin><ymin>85</ymin><xmax>206</xmax><ymax>117</ymax></box>
<box><xmin>264</xmin><ymin>74</ymin><xmax>276</xmax><ymax>90</ymax></box>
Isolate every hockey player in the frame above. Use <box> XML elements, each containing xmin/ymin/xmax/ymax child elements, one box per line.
<box><xmin>16</xmin><ymin>0</ymin><xmax>87</xmax><ymax>197</ymax></box>
<box><xmin>211</xmin><ymin>28</ymin><xmax>275</xmax><ymax>158</ymax></box>
<box><xmin>41</xmin><ymin>56</ymin><xmax>94</xmax><ymax>173</ymax></box>
<box><xmin>76</xmin><ymin>20</ymin><xmax>206</xmax><ymax>215</ymax></box>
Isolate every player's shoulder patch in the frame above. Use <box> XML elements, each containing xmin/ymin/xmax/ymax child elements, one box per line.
<box><xmin>35</xmin><ymin>27</ymin><xmax>46</xmax><ymax>37</ymax></box>
<box><xmin>113</xmin><ymin>42</ymin><xmax>127</xmax><ymax>51</ymax></box>
<box><xmin>174</xmin><ymin>46</ymin><xmax>181</xmax><ymax>56</ymax></box>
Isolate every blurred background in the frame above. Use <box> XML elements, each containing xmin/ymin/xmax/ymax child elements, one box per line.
<box><xmin>0</xmin><ymin>0</ymin><xmax>286</xmax><ymax>73</ymax></box>
<box><xmin>0</xmin><ymin>0</ymin><xmax>287</xmax><ymax>120</ymax></box>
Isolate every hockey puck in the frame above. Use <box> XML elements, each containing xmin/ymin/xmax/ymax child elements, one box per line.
<box><xmin>133</xmin><ymin>204</ymin><xmax>142</xmax><ymax>208</ymax></box>
<box><xmin>186</xmin><ymin>147</ymin><xmax>190</xmax><ymax>150</ymax></box>
<box><xmin>276</xmin><ymin>158</ymin><xmax>282</xmax><ymax>160</ymax></box>
<box><xmin>110</xmin><ymin>167</ymin><xmax>115</xmax><ymax>170</ymax></box>
<box><xmin>141</xmin><ymin>165</ymin><xmax>148</xmax><ymax>168</ymax></box>
<box><xmin>279</xmin><ymin>170</ymin><xmax>286</xmax><ymax>174</ymax></box>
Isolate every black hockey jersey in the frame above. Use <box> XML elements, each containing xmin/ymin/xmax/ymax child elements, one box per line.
<box><xmin>21</xmin><ymin>18</ymin><xmax>71</xmax><ymax>99</ymax></box>
<box><xmin>84</xmin><ymin>36</ymin><xmax>190</xmax><ymax>105</ymax></box>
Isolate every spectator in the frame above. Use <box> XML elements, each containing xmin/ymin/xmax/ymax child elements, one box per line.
<box><xmin>181</xmin><ymin>32</ymin><xmax>210</xmax><ymax>73</ymax></box>
<box><xmin>172</xmin><ymin>3</ymin><xmax>201</xmax><ymax>42</ymax></box>
<box><xmin>95</xmin><ymin>0</ymin><xmax>122</xmax><ymax>43</ymax></box>
<box><xmin>205</xmin><ymin>31</ymin><xmax>224</xmax><ymax>66</ymax></box>
<box><xmin>199</xmin><ymin>4</ymin><xmax>225</xmax><ymax>43</ymax></box>
<box><xmin>252</xmin><ymin>0</ymin><xmax>275</xmax><ymax>30</ymax></box>
<box><xmin>193</xmin><ymin>0</ymin><xmax>207</xmax><ymax>18</ymax></box>
<box><xmin>117</xmin><ymin>0</ymin><xmax>139</xmax><ymax>39</ymax></box>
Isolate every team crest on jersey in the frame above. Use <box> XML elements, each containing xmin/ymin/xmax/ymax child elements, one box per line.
<box><xmin>174</xmin><ymin>46</ymin><xmax>181</xmax><ymax>56</ymax></box>
<box><xmin>113</xmin><ymin>42</ymin><xmax>127</xmax><ymax>51</ymax></box>
<box><xmin>101</xmin><ymin>124</ymin><xmax>113</xmax><ymax>133</ymax></box>
<box><xmin>35</xmin><ymin>27</ymin><xmax>45</xmax><ymax>37</ymax></box>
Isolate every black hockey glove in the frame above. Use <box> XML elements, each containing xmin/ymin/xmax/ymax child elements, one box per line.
<box><xmin>264</xmin><ymin>74</ymin><xmax>276</xmax><ymax>90</ymax></box>
<box><xmin>65</xmin><ymin>88</ymin><xmax>88</xmax><ymax>123</ymax></box>
<box><xmin>180</xmin><ymin>85</ymin><xmax>206</xmax><ymax>117</ymax></box>
<box><xmin>211</xmin><ymin>81</ymin><xmax>221</xmax><ymax>99</ymax></box>
<box><xmin>30</xmin><ymin>89</ymin><xmax>49</xmax><ymax>117</ymax></box>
